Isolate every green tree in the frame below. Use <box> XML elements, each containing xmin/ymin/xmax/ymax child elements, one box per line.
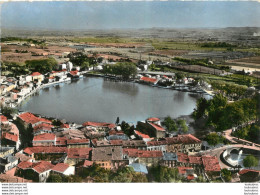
<box><xmin>196</xmin><ymin>176</ymin><xmax>206</xmax><ymax>183</ymax></box>
<box><xmin>63</xmin><ymin>175</ymin><xmax>82</xmax><ymax>183</ymax></box>
<box><xmin>81</xmin><ymin>61</ymin><xmax>90</xmax><ymax>70</ymax></box>
<box><xmin>192</xmin><ymin>98</ymin><xmax>209</xmax><ymax>119</ymax></box>
<box><xmin>110</xmin><ymin>167</ymin><xmax>134</xmax><ymax>183</ymax></box>
<box><xmin>178</xmin><ymin>119</ymin><xmax>188</xmax><ymax>133</ymax></box>
<box><xmin>162</xmin><ymin>116</ymin><xmax>177</xmax><ymax>132</ymax></box>
<box><xmin>221</xmin><ymin>168</ymin><xmax>232</xmax><ymax>182</ymax></box>
<box><xmin>150</xmin><ymin>165</ymin><xmax>179</xmax><ymax>182</ymax></box>
<box><xmin>243</xmin><ymin>155</ymin><xmax>258</xmax><ymax>168</ymax></box>
<box><xmin>175</xmin><ymin>72</ymin><xmax>185</xmax><ymax>80</ymax></box>
<box><xmin>25</xmin><ymin>57</ymin><xmax>58</xmax><ymax>73</ymax></box>
<box><xmin>121</xmin><ymin>121</ymin><xmax>134</xmax><ymax>136</ymax></box>
<box><xmin>132</xmin><ymin>172</ymin><xmax>148</xmax><ymax>182</ymax></box>
<box><xmin>103</xmin><ymin>62</ymin><xmax>137</xmax><ymax>80</ymax></box>
<box><xmin>1</xmin><ymin>106</ymin><xmax>18</xmax><ymax>118</ymax></box>
<box><xmin>47</xmin><ymin>174</ymin><xmax>63</xmax><ymax>183</ymax></box>
<box><xmin>206</xmin><ymin>132</ymin><xmax>223</xmax><ymax>146</ymax></box>
<box><xmin>149</xmin><ymin>64</ymin><xmax>156</xmax><ymax>71</ymax></box>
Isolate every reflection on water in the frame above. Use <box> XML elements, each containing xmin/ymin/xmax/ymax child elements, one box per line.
<box><xmin>173</xmin><ymin>92</ymin><xmax>185</xmax><ymax>102</ymax></box>
<box><xmin>19</xmin><ymin>77</ymin><xmax>204</xmax><ymax>124</ymax></box>
<box><xmin>102</xmin><ymin>81</ymin><xmax>139</xmax><ymax>96</ymax></box>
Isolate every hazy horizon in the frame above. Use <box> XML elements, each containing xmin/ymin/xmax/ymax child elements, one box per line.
<box><xmin>1</xmin><ymin>1</ymin><xmax>260</xmax><ymax>30</ymax></box>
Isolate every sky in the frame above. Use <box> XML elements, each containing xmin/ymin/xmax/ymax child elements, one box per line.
<box><xmin>1</xmin><ymin>1</ymin><xmax>260</xmax><ymax>30</ymax></box>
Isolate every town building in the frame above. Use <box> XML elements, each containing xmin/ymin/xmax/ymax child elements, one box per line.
<box><xmin>17</xmin><ymin>112</ymin><xmax>52</xmax><ymax>128</ymax></box>
<box><xmin>82</xmin><ymin>121</ymin><xmax>116</xmax><ymax>131</ymax></box>
<box><xmin>164</xmin><ymin>134</ymin><xmax>202</xmax><ymax>153</ymax></box>
<box><xmin>66</xmin><ymin>148</ymin><xmax>92</xmax><ymax>166</ymax></box>
<box><xmin>31</xmin><ymin>72</ymin><xmax>44</xmax><ymax>83</ymax></box>
<box><xmin>32</xmin><ymin>133</ymin><xmax>56</xmax><ymax>147</ymax></box>
<box><xmin>92</xmin><ymin>146</ymin><xmax>126</xmax><ymax>169</ymax></box>
<box><xmin>17</xmin><ymin>161</ymin><xmax>54</xmax><ymax>182</ymax></box>
<box><xmin>123</xmin><ymin>148</ymin><xmax>163</xmax><ymax>167</ymax></box>
<box><xmin>137</xmin><ymin>118</ymin><xmax>166</xmax><ymax>139</ymax></box>
<box><xmin>51</xmin><ymin>163</ymin><xmax>75</xmax><ymax>176</ymax></box>
<box><xmin>67</xmin><ymin>139</ymin><xmax>90</xmax><ymax>148</ymax></box>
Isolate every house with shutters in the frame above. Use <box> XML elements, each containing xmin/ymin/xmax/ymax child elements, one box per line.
<box><xmin>17</xmin><ymin>161</ymin><xmax>54</xmax><ymax>182</ymax></box>
<box><xmin>32</xmin><ymin>133</ymin><xmax>56</xmax><ymax>147</ymax></box>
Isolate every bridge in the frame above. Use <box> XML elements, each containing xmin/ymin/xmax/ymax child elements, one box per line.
<box><xmin>197</xmin><ymin>144</ymin><xmax>260</xmax><ymax>169</ymax></box>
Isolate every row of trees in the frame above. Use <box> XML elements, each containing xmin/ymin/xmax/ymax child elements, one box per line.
<box><xmin>205</xmin><ymin>132</ymin><xmax>225</xmax><ymax>146</ymax></box>
<box><xmin>25</xmin><ymin>57</ymin><xmax>58</xmax><ymax>74</ymax></box>
<box><xmin>162</xmin><ymin>116</ymin><xmax>188</xmax><ymax>133</ymax></box>
<box><xmin>103</xmin><ymin>62</ymin><xmax>137</xmax><ymax>80</ymax></box>
<box><xmin>173</xmin><ymin>57</ymin><xmax>230</xmax><ymax>71</ymax></box>
<box><xmin>193</xmin><ymin>94</ymin><xmax>259</xmax><ymax>131</ymax></box>
<box><xmin>200</xmin><ymin>42</ymin><xmax>237</xmax><ymax>48</ymax></box>
<box><xmin>1</xmin><ymin>57</ymin><xmax>59</xmax><ymax>76</ymax></box>
<box><xmin>76</xmin><ymin>164</ymin><xmax>147</xmax><ymax>183</ymax></box>
<box><xmin>68</xmin><ymin>52</ymin><xmax>100</xmax><ymax>70</ymax></box>
<box><xmin>232</xmin><ymin>123</ymin><xmax>260</xmax><ymax>144</ymax></box>
<box><xmin>210</xmin><ymin>81</ymin><xmax>248</xmax><ymax>100</ymax></box>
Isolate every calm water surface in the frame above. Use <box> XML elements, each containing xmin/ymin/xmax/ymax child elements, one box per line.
<box><xmin>19</xmin><ymin>77</ymin><xmax>206</xmax><ymax>124</ymax></box>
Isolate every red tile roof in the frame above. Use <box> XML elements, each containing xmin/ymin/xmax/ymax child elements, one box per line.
<box><xmin>123</xmin><ymin>148</ymin><xmax>163</xmax><ymax>158</ymax></box>
<box><xmin>23</xmin><ymin>147</ymin><xmax>67</xmax><ymax>155</ymax></box>
<box><xmin>147</xmin><ymin>140</ymin><xmax>167</xmax><ymax>146</ymax></box>
<box><xmin>239</xmin><ymin>169</ymin><xmax>260</xmax><ymax>175</ymax></box>
<box><xmin>140</xmin><ymin>77</ymin><xmax>157</xmax><ymax>83</ymax></box>
<box><xmin>5</xmin><ymin>167</ymin><xmax>16</xmax><ymax>176</ymax></box>
<box><xmin>69</xmin><ymin>71</ymin><xmax>78</xmax><ymax>76</ymax></box>
<box><xmin>32</xmin><ymin>161</ymin><xmax>54</xmax><ymax>174</ymax></box>
<box><xmin>60</xmin><ymin>123</ymin><xmax>69</xmax><ymax>128</ymax></box>
<box><xmin>109</xmin><ymin>140</ymin><xmax>123</xmax><ymax>146</ymax></box>
<box><xmin>187</xmin><ymin>175</ymin><xmax>195</xmax><ymax>180</ymax></box>
<box><xmin>202</xmin><ymin>156</ymin><xmax>221</xmax><ymax>172</ymax></box>
<box><xmin>33</xmin><ymin>123</ymin><xmax>54</xmax><ymax>131</ymax></box>
<box><xmin>0</xmin><ymin>174</ymin><xmax>33</xmax><ymax>183</ymax></box>
<box><xmin>52</xmin><ymin>69</ymin><xmax>67</xmax><ymax>74</ymax></box>
<box><xmin>83</xmin><ymin>160</ymin><xmax>93</xmax><ymax>167</ymax></box>
<box><xmin>147</xmin><ymin>117</ymin><xmax>160</xmax><ymax>122</ymax></box>
<box><xmin>67</xmin><ymin>148</ymin><xmax>92</xmax><ymax>159</ymax></box>
<box><xmin>31</xmin><ymin>163</ymin><xmax>51</xmax><ymax>173</ymax></box>
<box><xmin>33</xmin><ymin>133</ymin><xmax>56</xmax><ymax>141</ymax></box>
<box><xmin>109</xmin><ymin>130</ymin><xmax>124</xmax><ymax>135</ymax></box>
<box><xmin>51</xmin><ymin>163</ymin><xmax>69</xmax><ymax>173</ymax></box>
<box><xmin>177</xmin><ymin>153</ymin><xmax>189</xmax><ymax>163</ymax></box>
<box><xmin>9</xmin><ymin>123</ymin><xmax>19</xmax><ymax>135</ymax></box>
<box><xmin>2</xmin><ymin>132</ymin><xmax>18</xmax><ymax>142</ymax></box>
<box><xmin>178</xmin><ymin>167</ymin><xmax>193</xmax><ymax>175</ymax></box>
<box><xmin>56</xmin><ymin>137</ymin><xmax>67</xmax><ymax>146</ymax></box>
<box><xmin>17</xmin><ymin>161</ymin><xmax>33</xmax><ymax>170</ymax></box>
<box><xmin>148</xmin><ymin>122</ymin><xmax>165</xmax><ymax>131</ymax></box>
<box><xmin>0</xmin><ymin>115</ymin><xmax>8</xmax><ymax>123</ymax></box>
<box><xmin>134</xmin><ymin>130</ymin><xmax>150</xmax><ymax>139</ymax></box>
<box><xmin>67</xmin><ymin>139</ymin><xmax>90</xmax><ymax>145</ymax></box>
<box><xmin>165</xmin><ymin>134</ymin><xmax>201</xmax><ymax>144</ymax></box>
<box><xmin>31</xmin><ymin>72</ymin><xmax>42</xmax><ymax>76</ymax></box>
<box><xmin>18</xmin><ymin>112</ymin><xmax>52</xmax><ymax>125</ymax></box>
<box><xmin>82</xmin><ymin>121</ymin><xmax>116</xmax><ymax>129</ymax></box>
<box><xmin>188</xmin><ymin>156</ymin><xmax>203</xmax><ymax>164</ymax></box>
<box><xmin>15</xmin><ymin>152</ymin><xmax>32</xmax><ymax>162</ymax></box>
